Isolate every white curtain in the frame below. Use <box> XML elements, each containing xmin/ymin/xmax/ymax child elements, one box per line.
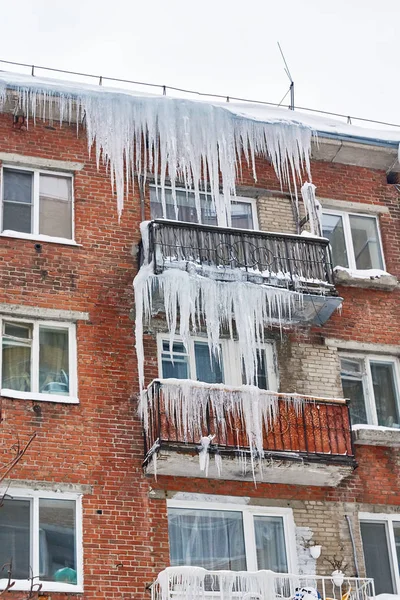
<box><xmin>168</xmin><ymin>508</ymin><xmax>246</xmax><ymax>571</ymax></box>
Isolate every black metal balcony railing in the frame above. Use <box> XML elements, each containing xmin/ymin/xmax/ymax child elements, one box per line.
<box><xmin>145</xmin><ymin>219</ymin><xmax>337</xmax><ymax>295</ymax></box>
<box><xmin>143</xmin><ymin>380</ymin><xmax>355</xmax><ymax>466</ymax></box>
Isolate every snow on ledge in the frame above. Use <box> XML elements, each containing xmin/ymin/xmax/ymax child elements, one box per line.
<box><xmin>333</xmin><ymin>266</ymin><xmax>398</xmax><ymax>290</ymax></box>
<box><xmin>352</xmin><ymin>424</ymin><xmax>400</xmax><ymax>432</ymax></box>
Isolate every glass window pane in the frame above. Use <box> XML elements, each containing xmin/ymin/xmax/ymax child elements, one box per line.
<box><xmin>39</xmin><ymin>327</ymin><xmax>69</xmax><ymax>395</ymax></box>
<box><xmin>322</xmin><ymin>213</ymin><xmax>349</xmax><ymax>268</ymax></box>
<box><xmin>370</xmin><ymin>362</ymin><xmax>400</xmax><ymax>427</ymax></box>
<box><xmin>0</xmin><ymin>498</ymin><xmax>31</xmax><ymax>579</ymax></box>
<box><xmin>394</xmin><ymin>522</ymin><xmax>400</xmax><ymax>578</ymax></box>
<box><xmin>349</xmin><ymin>215</ymin><xmax>383</xmax><ymax>270</ymax></box>
<box><xmin>231</xmin><ymin>201</ymin><xmax>254</xmax><ymax>229</ymax></box>
<box><xmin>254</xmin><ymin>516</ymin><xmax>288</xmax><ymax>572</ymax></box>
<box><xmin>3</xmin><ymin>202</ymin><xmax>32</xmax><ymax>233</ymax></box>
<box><xmin>342</xmin><ymin>378</ymin><xmax>368</xmax><ymax>425</ymax></box>
<box><xmin>168</xmin><ymin>508</ymin><xmax>246</xmax><ymax>570</ymax></box>
<box><xmin>39</xmin><ymin>499</ymin><xmax>76</xmax><ymax>584</ymax></box>
<box><xmin>360</xmin><ymin>521</ymin><xmax>394</xmax><ymax>595</ymax></box>
<box><xmin>2</xmin><ymin>322</ymin><xmax>32</xmax><ymax>391</ymax></box>
<box><xmin>194</xmin><ymin>341</ymin><xmax>223</xmax><ymax>384</ymax></box>
<box><xmin>340</xmin><ymin>358</ymin><xmax>363</xmax><ymax>375</ymax></box>
<box><xmin>242</xmin><ymin>349</ymin><xmax>269</xmax><ymax>389</ymax></box>
<box><xmin>3</xmin><ymin>170</ymin><xmax>33</xmax><ymax>203</ymax></box>
<box><xmin>39</xmin><ymin>175</ymin><xmax>72</xmax><ymax>239</ymax></box>
<box><xmin>161</xmin><ymin>341</ymin><xmax>190</xmax><ymax>379</ymax></box>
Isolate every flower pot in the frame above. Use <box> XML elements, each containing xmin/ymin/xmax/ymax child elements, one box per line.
<box><xmin>331</xmin><ymin>570</ymin><xmax>345</xmax><ymax>587</ymax></box>
<box><xmin>309</xmin><ymin>545</ymin><xmax>322</xmax><ymax>559</ymax></box>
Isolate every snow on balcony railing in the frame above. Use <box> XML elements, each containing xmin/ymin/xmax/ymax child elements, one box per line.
<box><xmin>142</xmin><ymin>379</ymin><xmax>355</xmax><ymax>481</ymax></box>
<box><xmin>151</xmin><ymin>567</ymin><xmax>375</xmax><ymax>600</ymax></box>
<box><xmin>143</xmin><ymin>220</ymin><xmax>337</xmax><ymax>295</ymax></box>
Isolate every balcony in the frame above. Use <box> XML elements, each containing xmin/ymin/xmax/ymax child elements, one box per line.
<box><xmin>151</xmin><ymin>568</ymin><xmax>375</xmax><ymax>600</ymax></box>
<box><xmin>143</xmin><ymin>380</ymin><xmax>355</xmax><ymax>486</ymax></box>
<box><xmin>143</xmin><ymin>220</ymin><xmax>342</xmax><ymax>326</ymax></box>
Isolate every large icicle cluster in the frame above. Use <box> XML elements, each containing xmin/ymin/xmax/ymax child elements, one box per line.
<box><xmin>144</xmin><ymin>378</ymin><xmax>306</xmax><ymax>478</ymax></box>
<box><xmin>134</xmin><ymin>262</ymin><xmax>304</xmax><ymax>395</ymax></box>
<box><xmin>153</xmin><ymin>567</ymin><xmax>285</xmax><ymax>600</ymax></box>
<box><xmin>301</xmin><ymin>182</ymin><xmax>322</xmax><ymax>236</ymax></box>
<box><xmin>0</xmin><ymin>72</ymin><xmax>313</xmax><ymax>224</ymax></box>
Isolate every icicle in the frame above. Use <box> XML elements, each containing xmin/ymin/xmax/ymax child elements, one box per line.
<box><xmin>154</xmin><ymin>567</ymin><xmax>279</xmax><ymax>600</ymax></box>
<box><xmin>134</xmin><ymin>264</ymin><xmax>304</xmax><ymax>400</ymax></box>
<box><xmin>198</xmin><ymin>434</ymin><xmax>215</xmax><ymax>475</ymax></box>
<box><xmin>301</xmin><ymin>182</ymin><xmax>322</xmax><ymax>236</ymax></box>
<box><xmin>142</xmin><ymin>378</ymin><xmax>310</xmax><ymax>482</ymax></box>
<box><xmin>0</xmin><ymin>72</ymin><xmax>313</xmax><ymax>223</ymax></box>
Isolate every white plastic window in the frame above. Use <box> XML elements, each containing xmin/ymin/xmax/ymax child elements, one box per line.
<box><xmin>340</xmin><ymin>354</ymin><xmax>400</xmax><ymax>427</ymax></box>
<box><xmin>167</xmin><ymin>499</ymin><xmax>296</xmax><ymax>573</ymax></box>
<box><xmin>322</xmin><ymin>210</ymin><xmax>384</xmax><ymax>271</ymax></box>
<box><xmin>0</xmin><ymin>488</ymin><xmax>83</xmax><ymax>594</ymax></box>
<box><xmin>360</xmin><ymin>513</ymin><xmax>400</xmax><ymax>595</ymax></box>
<box><xmin>158</xmin><ymin>334</ymin><xmax>277</xmax><ymax>390</ymax></box>
<box><xmin>150</xmin><ymin>186</ymin><xmax>258</xmax><ymax>230</ymax></box>
<box><xmin>2</xmin><ymin>166</ymin><xmax>74</xmax><ymax>242</ymax></box>
<box><xmin>1</xmin><ymin>318</ymin><xmax>78</xmax><ymax>403</ymax></box>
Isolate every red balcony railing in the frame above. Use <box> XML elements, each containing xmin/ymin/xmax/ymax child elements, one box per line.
<box><xmin>143</xmin><ymin>380</ymin><xmax>355</xmax><ymax>467</ymax></box>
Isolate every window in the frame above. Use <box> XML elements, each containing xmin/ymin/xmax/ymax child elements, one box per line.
<box><xmin>167</xmin><ymin>500</ymin><xmax>295</xmax><ymax>572</ymax></box>
<box><xmin>322</xmin><ymin>210</ymin><xmax>384</xmax><ymax>271</ymax></box>
<box><xmin>2</xmin><ymin>166</ymin><xmax>73</xmax><ymax>241</ymax></box>
<box><xmin>0</xmin><ymin>488</ymin><xmax>82</xmax><ymax>593</ymax></box>
<box><xmin>360</xmin><ymin>514</ymin><xmax>400</xmax><ymax>594</ymax></box>
<box><xmin>1</xmin><ymin>318</ymin><xmax>78</xmax><ymax>403</ymax></box>
<box><xmin>340</xmin><ymin>355</ymin><xmax>400</xmax><ymax>427</ymax></box>
<box><xmin>150</xmin><ymin>187</ymin><xmax>258</xmax><ymax>230</ymax></box>
<box><xmin>158</xmin><ymin>335</ymin><xmax>277</xmax><ymax>390</ymax></box>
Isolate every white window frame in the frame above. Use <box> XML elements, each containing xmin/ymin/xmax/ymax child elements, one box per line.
<box><xmin>150</xmin><ymin>185</ymin><xmax>259</xmax><ymax>230</ymax></box>
<box><xmin>0</xmin><ymin>316</ymin><xmax>78</xmax><ymax>403</ymax></box>
<box><xmin>167</xmin><ymin>498</ymin><xmax>297</xmax><ymax>573</ymax></box>
<box><xmin>340</xmin><ymin>353</ymin><xmax>400</xmax><ymax>427</ymax></box>
<box><xmin>0</xmin><ymin>487</ymin><xmax>83</xmax><ymax>593</ymax></box>
<box><xmin>359</xmin><ymin>512</ymin><xmax>400</xmax><ymax>594</ymax></box>
<box><xmin>157</xmin><ymin>333</ymin><xmax>278</xmax><ymax>389</ymax></box>
<box><xmin>1</xmin><ymin>164</ymin><xmax>76</xmax><ymax>245</ymax></box>
<box><xmin>322</xmin><ymin>208</ymin><xmax>385</xmax><ymax>271</ymax></box>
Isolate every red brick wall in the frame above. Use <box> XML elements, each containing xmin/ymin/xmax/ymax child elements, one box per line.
<box><xmin>0</xmin><ymin>111</ymin><xmax>399</xmax><ymax>598</ymax></box>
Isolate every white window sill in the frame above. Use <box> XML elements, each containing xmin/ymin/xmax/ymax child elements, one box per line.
<box><xmin>334</xmin><ymin>266</ymin><xmax>398</xmax><ymax>291</ymax></box>
<box><xmin>0</xmin><ymin>580</ymin><xmax>83</xmax><ymax>593</ymax></box>
<box><xmin>353</xmin><ymin>424</ymin><xmax>400</xmax><ymax>447</ymax></box>
<box><xmin>1</xmin><ymin>389</ymin><xmax>79</xmax><ymax>404</ymax></box>
<box><xmin>1</xmin><ymin>230</ymin><xmax>81</xmax><ymax>247</ymax></box>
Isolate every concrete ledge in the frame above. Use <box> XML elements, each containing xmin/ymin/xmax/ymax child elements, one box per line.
<box><xmin>0</xmin><ymin>151</ymin><xmax>84</xmax><ymax>172</ymax></box>
<box><xmin>4</xmin><ymin>479</ymin><xmax>92</xmax><ymax>494</ymax></box>
<box><xmin>0</xmin><ymin>303</ymin><xmax>89</xmax><ymax>322</ymax></box>
<box><xmin>324</xmin><ymin>338</ymin><xmax>400</xmax><ymax>356</ymax></box>
<box><xmin>319</xmin><ymin>197</ymin><xmax>389</xmax><ymax>215</ymax></box>
<box><xmin>334</xmin><ymin>268</ymin><xmax>398</xmax><ymax>291</ymax></box>
<box><xmin>353</xmin><ymin>426</ymin><xmax>400</xmax><ymax>447</ymax></box>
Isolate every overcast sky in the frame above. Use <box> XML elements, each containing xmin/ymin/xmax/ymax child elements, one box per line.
<box><xmin>1</xmin><ymin>0</ymin><xmax>398</xmax><ymax>129</ymax></box>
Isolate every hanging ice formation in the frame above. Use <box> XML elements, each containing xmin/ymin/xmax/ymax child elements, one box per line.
<box><xmin>153</xmin><ymin>566</ymin><xmax>282</xmax><ymax>600</ymax></box>
<box><xmin>134</xmin><ymin>252</ymin><xmax>304</xmax><ymax>398</ymax></box>
<box><xmin>0</xmin><ymin>71</ymin><xmax>314</xmax><ymax>224</ymax></box>
<box><xmin>301</xmin><ymin>182</ymin><xmax>322</xmax><ymax>236</ymax></box>
<box><xmin>144</xmin><ymin>379</ymin><xmax>306</xmax><ymax>480</ymax></box>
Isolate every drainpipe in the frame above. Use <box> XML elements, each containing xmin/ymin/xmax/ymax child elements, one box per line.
<box><xmin>345</xmin><ymin>514</ymin><xmax>360</xmax><ymax>577</ymax></box>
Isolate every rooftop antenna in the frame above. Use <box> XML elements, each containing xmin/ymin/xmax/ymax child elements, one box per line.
<box><xmin>277</xmin><ymin>42</ymin><xmax>294</xmax><ymax>110</ymax></box>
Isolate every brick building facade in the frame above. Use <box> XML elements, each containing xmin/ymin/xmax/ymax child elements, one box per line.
<box><xmin>0</xmin><ymin>71</ymin><xmax>399</xmax><ymax>600</ymax></box>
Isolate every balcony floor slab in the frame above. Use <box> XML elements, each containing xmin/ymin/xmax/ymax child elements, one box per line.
<box><xmin>145</xmin><ymin>448</ymin><xmax>355</xmax><ymax>487</ymax></box>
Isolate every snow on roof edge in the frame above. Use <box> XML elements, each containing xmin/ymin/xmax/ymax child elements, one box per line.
<box><xmin>1</xmin><ymin>70</ymin><xmax>400</xmax><ymax>146</ymax></box>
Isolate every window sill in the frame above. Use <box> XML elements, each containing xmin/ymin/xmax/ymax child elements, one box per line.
<box><xmin>1</xmin><ymin>230</ymin><xmax>82</xmax><ymax>247</ymax></box>
<box><xmin>334</xmin><ymin>266</ymin><xmax>398</xmax><ymax>291</ymax></box>
<box><xmin>0</xmin><ymin>580</ymin><xmax>83</xmax><ymax>593</ymax></box>
<box><xmin>353</xmin><ymin>424</ymin><xmax>400</xmax><ymax>447</ymax></box>
<box><xmin>1</xmin><ymin>389</ymin><xmax>79</xmax><ymax>403</ymax></box>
